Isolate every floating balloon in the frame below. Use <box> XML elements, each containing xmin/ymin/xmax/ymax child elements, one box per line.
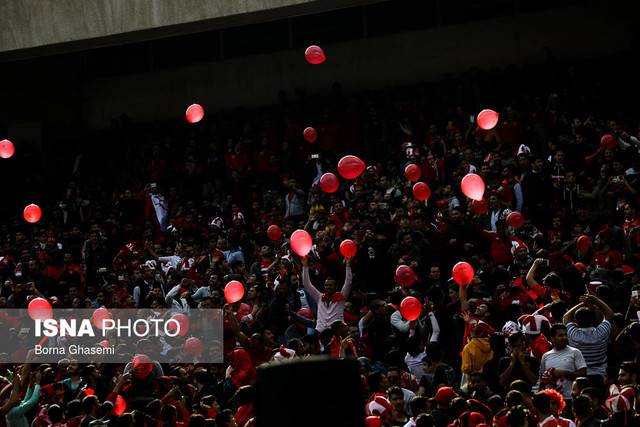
<box><xmin>600</xmin><ymin>134</ymin><xmax>617</xmax><ymax>150</ymax></box>
<box><xmin>404</xmin><ymin>164</ymin><xmax>421</xmax><ymax>182</ymax></box>
<box><xmin>412</xmin><ymin>182</ymin><xmax>431</xmax><ymax>201</ymax></box>
<box><xmin>168</xmin><ymin>313</ymin><xmax>189</xmax><ymax>337</ymax></box>
<box><xmin>290</xmin><ymin>229</ymin><xmax>313</xmax><ymax>257</ymax></box>
<box><xmin>23</xmin><ymin>204</ymin><xmax>42</xmax><ymax>223</ymax></box>
<box><xmin>339</xmin><ymin>239</ymin><xmax>357</xmax><ymax>260</ymax></box>
<box><xmin>506</xmin><ymin>211</ymin><xmax>525</xmax><ymax>229</ymax></box>
<box><xmin>267</xmin><ymin>224</ymin><xmax>282</xmax><ymax>241</ymax></box>
<box><xmin>184</xmin><ymin>337</ymin><xmax>204</xmax><ymax>357</ymax></box>
<box><xmin>132</xmin><ymin>354</ymin><xmax>153</xmax><ymax>379</ymax></box>
<box><xmin>224</xmin><ymin>280</ymin><xmax>245</xmax><ymax>304</ymax></box>
<box><xmin>304</xmin><ymin>45</ymin><xmax>326</xmax><ymax>64</ymax></box>
<box><xmin>477</xmin><ymin>109</ymin><xmax>499</xmax><ymax>130</ymax></box>
<box><xmin>395</xmin><ymin>265</ymin><xmax>417</xmax><ymax>287</ymax></box>
<box><xmin>84</xmin><ymin>388</ymin><xmax>95</xmax><ymax>396</ymax></box>
<box><xmin>28</xmin><ymin>297</ymin><xmax>52</xmax><ymax>321</ymax></box>
<box><xmin>400</xmin><ymin>297</ymin><xmax>422</xmax><ymax>321</ymax></box>
<box><xmin>337</xmin><ymin>155</ymin><xmax>366</xmax><ymax>180</ymax></box>
<box><xmin>470</xmin><ymin>198</ymin><xmax>489</xmax><ymax>215</ymax></box>
<box><xmin>185</xmin><ymin>103</ymin><xmax>205</xmax><ymax>123</ymax></box>
<box><xmin>91</xmin><ymin>307</ymin><xmax>111</xmax><ymax>329</ymax></box>
<box><xmin>461</xmin><ymin>174</ymin><xmax>485</xmax><ymax>201</ymax></box>
<box><xmin>303</xmin><ymin>127</ymin><xmax>318</xmax><ymax>143</ymax></box>
<box><xmin>452</xmin><ymin>261</ymin><xmax>474</xmax><ymax>286</ymax></box>
<box><xmin>576</xmin><ymin>235</ymin><xmax>592</xmax><ymax>252</ymax></box>
<box><xmin>0</xmin><ymin>139</ymin><xmax>15</xmax><ymax>159</ymax></box>
<box><xmin>319</xmin><ymin>172</ymin><xmax>339</xmax><ymax>193</ymax></box>
<box><xmin>114</xmin><ymin>395</ymin><xmax>127</xmax><ymax>416</ymax></box>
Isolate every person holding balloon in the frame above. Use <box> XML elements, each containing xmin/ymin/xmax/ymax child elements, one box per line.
<box><xmin>300</xmin><ymin>255</ymin><xmax>352</xmax><ymax>333</ymax></box>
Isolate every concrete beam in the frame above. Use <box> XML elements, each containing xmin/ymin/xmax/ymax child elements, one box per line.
<box><xmin>0</xmin><ymin>0</ymin><xmax>383</xmax><ymax>60</ymax></box>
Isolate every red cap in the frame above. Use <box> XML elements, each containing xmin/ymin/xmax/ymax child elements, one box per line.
<box><xmin>435</xmin><ymin>386</ymin><xmax>457</xmax><ymax>407</ymax></box>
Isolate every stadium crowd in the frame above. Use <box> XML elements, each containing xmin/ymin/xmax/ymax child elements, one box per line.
<box><xmin>2</xmin><ymin>55</ymin><xmax>640</xmax><ymax>427</ymax></box>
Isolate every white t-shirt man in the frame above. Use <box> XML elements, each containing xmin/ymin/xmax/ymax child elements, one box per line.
<box><xmin>539</xmin><ymin>345</ymin><xmax>587</xmax><ymax>400</ymax></box>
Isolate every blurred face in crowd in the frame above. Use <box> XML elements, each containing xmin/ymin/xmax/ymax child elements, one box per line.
<box><xmin>429</xmin><ymin>266</ymin><xmax>441</xmax><ymax>280</ymax></box>
<box><xmin>551</xmin><ymin>327</ymin><xmax>568</xmax><ymax>350</ymax></box>
<box><xmin>324</xmin><ymin>279</ymin><xmax>337</xmax><ymax>296</ymax></box>
<box><xmin>618</xmin><ymin>367</ymin><xmax>636</xmax><ymax>386</ymax></box>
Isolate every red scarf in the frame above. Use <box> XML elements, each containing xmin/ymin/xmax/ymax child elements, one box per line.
<box><xmin>321</xmin><ymin>292</ymin><xmax>344</xmax><ymax>303</ymax></box>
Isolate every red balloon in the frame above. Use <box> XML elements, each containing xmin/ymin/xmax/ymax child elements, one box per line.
<box><xmin>395</xmin><ymin>265</ymin><xmax>417</xmax><ymax>287</ymax></box>
<box><xmin>84</xmin><ymin>387</ymin><xmax>95</xmax><ymax>396</ymax></box>
<box><xmin>339</xmin><ymin>239</ymin><xmax>357</xmax><ymax>259</ymax></box>
<box><xmin>114</xmin><ymin>395</ymin><xmax>127</xmax><ymax>416</ymax></box>
<box><xmin>184</xmin><ymin>337</ymin><xmax>204</xmax><ymax>357</ymax></box>
<box><xmin>506</xmin><ymin>211</ymin><xmax>525</xmax><ymax>229</ymax></box>
<box><xmin>337</xmin><ymin>155</ymin><xmax>366</xmax><ymax>180</ymax></box>
<box><xmin>290</xmin><ymin>229</ymin><xmax>313</xmax><ymax>257</ymax></box>
<box><xmin>168</xmin><ymin>313</ymin><xmax>189</xmax><ymax>337</ymax></box>
<box><xmin>404</xmin><ymin>164</ymin><xmax>421</xmax><ymax>182</ymax></box>
<box><xmin>0</xmin><ymin>139</ymin><xmax>15</xmax><ymax>159</ymax></box>
<box><xmin>224</xmin><ymin>280</ymin><xmax>245</xmax><ymax>304</ymax></box>
<box><xmin>91</xmin><ymin>307</ymin><xmax>111</xmax><ymax>329</ymax></box>
<box><xmin>303</xmin><ymin>127</ymin><xmax>318</xmax><ymax>143</ymax></box>
<box><xmin>412</xmin><ymin>182</ymin><xmax>431</xmax><ymax>201</ymax></box>
<box><xmin>461</xmin><ymin>174</ymin><xmax>485</xmax><ymax>201</ymax></box>
<box><xmin>470</xmin><ymin>198</ymin><xmax>489</xmax><ymax>215</ymax></box>
<box><xmin>477</xmin><ymin>109</ymin><xmax>499</xmax><ymax>130</ymax></box>
<box><xmin>23</xmin><ymin>204</ymin><xmax>42</xmax><ymax>223</ymax></box>
<box><xmin>400</xmin><ymin>297</ymin><xmax>423</xmax><ymax>321</ymax></box>
<box><xmin>28</xmin><ymin>297</ymin><xmax>53</xmax><ymax>321</ymax></box>
<box><xmin>305</xmin><ymin>45</ymin><xmax>326</xmax><ymax>64</ymax></box>
<box><xmin>132</xmin><ymin>354</ymin><xmax>153</xmax><ymax>379</ymax></box>
<box><xmin>577</xmin><ymin>235</ymin><xmax>592</xmax><ymax>252</ymax></box>
<box><xmin>452</xmin><ymin>261</ymin><xmax>474</xmax><ymax>286</ymax></box>
<box><xmin>185</xmin><ymin>103</ymin><xmax>205</xmax><ymax>123</ymax></box>
<box><xmin>319</xmin><ymin>172</ymin><xmax>339</xmax><ymax>193</ymax></box>
<box><xmin>600</xmin><ymin>134</ymin><xmax>617</xmax><ymax>150</ymax></box>
<box><xmin>267</xmin><ymin>224</ymin><xmax>283</xmax><ymax>241</ymax></box>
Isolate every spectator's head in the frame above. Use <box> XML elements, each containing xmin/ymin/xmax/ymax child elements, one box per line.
<box><xmin>572</xmin><ymin>377</ymin><xmax>589</xmax><ymax>398</ymax></box>
<box><xmin>506</xmin><ymin>405</ymin><xmax>530</xmax><ymax>427</ymax></box>
<box><xmin>506</xmin><ymin>390</ymin><xmax>524</xmax><ymax>408</ymax></box>
<box><xmin>549</xmin><ymin>323</ymin><xmax>568</xmax><ymax>350</ymax></box>
<box><xmin>386</xmin><ymin>366</ymin><xmax>402</xmax><ymax>388</ymax></box>
<box><xmin>619</xmin><ymin>361</ymin><xmax>639</xmax><ymax>386</ymax></box>
<box><xmin>82</xmin><ymin>395</ymin><xmax>100</xmax><ymax>416</ymax></box>
<box><xmin>573</xmin><ymin>395</ymin><xmax>593</xmax><ymax>421</ymax></box>
<box><xmin>161</xmin><ymin>404</ymin><xmax>178</xmax><ymax>423</ymax></box>
<box><xmin>581</xmin><ymin>387</ymin><xmax>604</xmax><ymax>413</ymax></box>
<box><xmin>435</xmin><ymin>386</ymin><xmax>457</xmax><ymax>408</ymax></box>
<box><xmin>388</xmin><ymin>386</ymin><xmax>405</xmax><ymax>411</ymax></box>
<box><xmin>541</xmin><ymin>389</ymin><xmax>565</xmax><ymax>416</ymax></box>
<box><xmin>532</xmin><ymin>392</ymin><xmax>551</xmax><ymax>417</ymax></box>
<box><xmin>368</xmin><ymin>372</ymin><xmax>388</xmax><ymax>393</ymax></box>
<box><xmin>469</xmin><ymin>371</ymin><xmax>487</xmax><ymax>394</ymax></box>
<box><xmin>415</xmin><ymin>414</ymin><xmax>435</xmax><ymax>427</ymax></box>
<box><xmin>48</xmin><ymin>404</ymin><xmax>63</xmax><ymax>423</ymax></box>
<box><xmin>410</xmin><ymin>396</ymin><xmax>429</xmax><ymax>417</ymax></box>
<box><xmin>575</xmin><ymin>307</ymin><xmax>595</xmax><ymax>328</ymax></box>
<box><xmin>324</xmin><ymin>277</ymin><xmax>337</xmax><ymax>296</ymax></box>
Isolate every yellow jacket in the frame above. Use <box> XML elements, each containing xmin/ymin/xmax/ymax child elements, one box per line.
<box><xmin>461</xmin><ymin>337</ymin><xmax>493</xmax><ymax>375</ymax></box>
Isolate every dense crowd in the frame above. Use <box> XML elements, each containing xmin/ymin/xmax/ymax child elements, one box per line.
<box><xmin>2</xmin><ymin>54</ymin><xmax>640</xmax><ymax>427</ymax></box>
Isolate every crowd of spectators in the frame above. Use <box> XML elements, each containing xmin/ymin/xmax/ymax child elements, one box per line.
<box><xmin>2</xmin><ymin>53</ymin><xmax>640</xmax><ymax>427</ymax></box>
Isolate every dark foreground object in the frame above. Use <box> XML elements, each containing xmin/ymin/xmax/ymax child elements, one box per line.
<box><xmin>256</xmin><ymin>357</ymin><xmax>365</xmax><ymax>427</ymax></box>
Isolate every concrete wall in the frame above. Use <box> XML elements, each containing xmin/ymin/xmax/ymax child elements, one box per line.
<box><xmin>0</xmin><ymin>0</ymin><xmax>377</xmax><ymax>58</ymax></box>
<box><xmin>80</xmin><ymin>0</ymin><xmax>636</xmax><ymax>127</ymax></box>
